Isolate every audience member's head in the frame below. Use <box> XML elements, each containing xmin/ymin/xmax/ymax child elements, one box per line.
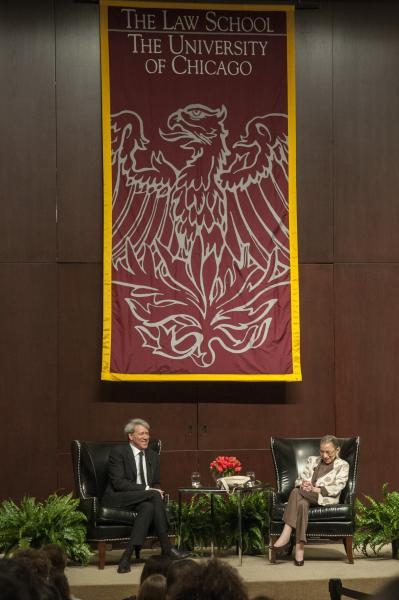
<box><xmin>42</xmin><ymin>544</ymin><xmax>68</xmax><ymax>573</ymax></box>
<box><xmin>166</xmin><ymin>559</ymin><xmax>201</xmax><ymax>592</ymax></box>
<box><xmin>137</xmin><ymin>573</ymin><xmax>167</xmax><ymax>600</ymax></box>
<box><xmin>0</xmin><ymin>572</ymin><xmax>32</xmax><ymax>600</ymax></box>
<box><xmin>372</xmin><ymin>577</ymin><xmax>399</xmax><ymax>600</ymax></box>
<box><xmin>0</xmin><ymin>559</ymin><xmax>38</xmax><ymax>600</ymax></box>
<box><xmin>49</xmin><ymin>571</ymin><xmax>71</xmax><ymax>600</ymax></box>
<box><xmin>11</xmin><ymin>549</ymin><xmax>61</xmax><ymax>600</ymax></box>
<box><xmin>140</xmin><ymin>556</ymin><xmax>173</xmax><ymax>585</ymax></box>
<box><xmin>251</xmin><ymin>595</ymin><xmax>273</xmax><ymax>600</ymax></box>
<box><xmin>38</xmin><ymin>582</ymin><xmax>62</xmax><ymax>600</ymax></box>
<box><xmin>12</xmin><ymin>548</ymin><xmax>51</xmax><ymax>583</ymax></box>
<box><xmin>168</xmin><ymin>558</ymin><xmax>249</xmax><ymax>600</ymax></box>
<box><xmin>41</xmin><ymin>545</ymin><xmax>70</xmax><ymax>600</ymax></box>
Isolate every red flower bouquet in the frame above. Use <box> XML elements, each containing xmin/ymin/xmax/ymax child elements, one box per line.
<box><xmin>210</xmin><ymin>455</ymin><xmax>242</xmax><ymax>478</ymax></box>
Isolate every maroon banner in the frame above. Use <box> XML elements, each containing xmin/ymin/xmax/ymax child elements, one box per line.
<box><xmin>101</xmin><ymin>2</ymin><xmax>301</xmax><ymax>381</ymax></box>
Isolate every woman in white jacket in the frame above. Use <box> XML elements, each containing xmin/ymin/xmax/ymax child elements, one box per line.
<box><xmin>270</xmin><ymin>435</ymin><xmax>349</xmax><ymax>566</ymax></box>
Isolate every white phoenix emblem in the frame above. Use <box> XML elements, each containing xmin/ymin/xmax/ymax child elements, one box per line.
<box><xmin>111</xmin><ymin>104</ymin><xmax>290</xmax><ymax>368</ymax></box>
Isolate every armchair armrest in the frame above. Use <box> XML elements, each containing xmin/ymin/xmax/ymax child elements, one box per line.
<box><xmin>272</xmin><ymin>490</ymin><xmax>287</xmax><ymax>503</ymax></box>
<box><xmin>345</xmin><ymin>490</ymin><xmax>356</xmax><ymax>508</ymax></box>
<box><xmin>78</xmin><ymin>497</ymin><xmax>98</xmax><ymax>524</ymax></box>
<box><xmin>269</xmin><ymin>490</ymin><xmax>287</xmax><ymax>514</ymax></box>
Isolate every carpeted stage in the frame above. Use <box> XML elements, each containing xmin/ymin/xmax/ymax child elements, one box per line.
<box><xmin>67</xmin><ymin>543</ymin><xmax>399</xmax><ymax>600</ymax></box>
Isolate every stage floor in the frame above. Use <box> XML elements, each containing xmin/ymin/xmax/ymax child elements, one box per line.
<box><xmin>67</xmin><ymin>544</ymin><xmax>399</xmax><ymax>600</ymax></box>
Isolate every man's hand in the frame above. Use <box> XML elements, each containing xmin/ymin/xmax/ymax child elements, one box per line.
<box><xmin>147</xmin><ymin>487</ymin><xmax>165</xmax><ymax>497</ymax></box>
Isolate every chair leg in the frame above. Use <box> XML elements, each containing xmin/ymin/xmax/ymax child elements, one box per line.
<box><xmin>269</xmin><ymin>534</ymin><xmax>278</xmax><ymax>563</ymax></box>
<box><xmin>329</xmin><ymin>578</ymin><xmax>343</xmax><ymax>600</ymax></box>
<box><xmin>98</xmin><ymin>541</ymin><xmax>106</xmax><ymax>570</ymax></box>
<box><xmin>343</xmin><ymin>536</ymin><xmax>354</xmax><ymax>564</ymax></box>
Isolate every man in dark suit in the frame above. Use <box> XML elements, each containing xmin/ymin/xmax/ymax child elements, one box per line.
<box><xmin>102</xmin><ymin>418</ymin><xmax>189</xmax><ymax>573</ymax></box>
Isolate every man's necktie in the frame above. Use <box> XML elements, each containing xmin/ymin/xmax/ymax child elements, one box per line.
<box><xmin>139</xmin><ymin>451</ymin><xmax>146</xmax><ymax>486</ymax></box>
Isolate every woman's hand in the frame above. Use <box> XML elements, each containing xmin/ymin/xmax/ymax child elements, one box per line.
<box><xmin>300</xmin><ymin>480</ymin><xmax>312</xmax><ymax>492</ymax></box>
<box><xmin>301</xmin><ymin>481</ymin><xmax>321</xmax><ymax>494</ymax></box>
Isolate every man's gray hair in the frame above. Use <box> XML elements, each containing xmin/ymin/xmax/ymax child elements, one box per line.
<box><xmin>320</xmin><ymin>434</ymin><xmax>340</xmax><ymax>449</ymax></box>
<box><xmin>124</xmin><ymin>418</ymin><xmax>150</xmax><ymax>435</ymax></box>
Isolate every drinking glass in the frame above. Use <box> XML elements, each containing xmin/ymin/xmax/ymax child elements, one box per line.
<box><xmin>246</xmin><ymin>471</ymin><xmax>256</xmax><ymax>487</ymax></box>
<box><xmin>191</xmin><ymin>471</ymin><xmax>201</xmax><ymax>488</ymax></box>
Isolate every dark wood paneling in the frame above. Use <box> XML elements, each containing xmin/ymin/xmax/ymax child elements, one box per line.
<box><xmin>161</xmin><ymin>451</ymin><xmax>198</xmax><ymax>501</ymax></box>
<box><xmin>58</xmin><ymin>452</ymin><xmax>75</xmax><ymax>495</ymax></box>
<box><xmin>335</xmin><ymin>264</ymin><xmax>399</xmax><ymax>499</ymax></box>
<box><xmin>58</xmin><ymin>263</ymin><xmax>103</xmax><ymax>438</ymax></box>
<box><xmin>0</xmin><ymin>0</ymin><xmax>56</xmax><ymax>261</ymax></box>
<box><xmin>333</xmin><ymin>2</ymin><xmax>399</xmax><ymax>262</ymax></box>
<box><xmin>296</xmin><ymin>2</ymin><xmax>333</xmax><ymax>263</ymax></box>
<box><xmin>197</xmin><ymin>264</ymin><xmax>335</xmax><ymax>449</ymax></box>
<box><xmin>0</xmin><ymin>264</ymin><xmax>57</xmax><ymax>501</ymax></box>
<box><xmin>55</xmin><ymin>0</ymin><xmax>102</xmax><ymax>262</ymax></box>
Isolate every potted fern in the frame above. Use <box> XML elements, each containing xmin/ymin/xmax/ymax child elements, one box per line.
<box><xmin>0</xmin><ymin>493</ymin><xmax>91</xmax><ymax>564</ymax></box>
<box><xmin>170</xmin><ymin>489</ymin><xmax>270</xmax><ymax>555</ymax></box>
<box><xmin>354</xmin><ymin>483</ymin><xmax>399</xmax><ymax>559</ymax></box>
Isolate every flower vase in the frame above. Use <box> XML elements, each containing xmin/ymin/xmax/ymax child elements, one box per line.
<box><xmin>211</xmin><ymin>471</ymin><xmax>221</xmax><ymax>487</ymax></box>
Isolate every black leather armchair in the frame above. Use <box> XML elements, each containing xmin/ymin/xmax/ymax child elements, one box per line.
<box><xmin>71</xmin><ymin>439</ymin><xmax>167</xmax><ymax>569</ymax></box>
<box><xmin>269</xmin><ymin>437</ymin><xmax>360</xmax><ymax>563</ymax></box>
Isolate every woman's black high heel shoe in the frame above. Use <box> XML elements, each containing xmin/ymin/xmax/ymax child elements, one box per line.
<box><xmin>269</xmin><ymin>542</ymin><xmax>291</xmax><ymax>562</ymax></box>
<box><xmin>294</xmin><ymin>542</ymin><xmax>304</xmax><ymax>565</ymax></box>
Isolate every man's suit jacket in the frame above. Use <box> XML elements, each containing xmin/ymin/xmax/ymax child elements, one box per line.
<box><xmin>102</xmin><ymin>444</ymin><xmax>161</xmax><ymax>508</ymax></box>
<box><xmin>295</xmin><ymin>456</ymin><xmax>349</xmax><ymax>506</ymax></box>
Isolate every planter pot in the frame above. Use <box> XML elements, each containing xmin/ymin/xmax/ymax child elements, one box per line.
<box><xmin>392</xmin><ymin>539</ymin><xmax>399</xmax><ymax>559</ymax></box>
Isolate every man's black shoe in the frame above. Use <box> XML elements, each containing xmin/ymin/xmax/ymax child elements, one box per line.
<box><xmin>163</xmin><ymin>547</ymin><xmax>191</xmax><ymax>560</ymax></box>
<box><xmin>117</xmin><ymin>554</ymin><xmax>132</xmax><ymax>573</ymax></box>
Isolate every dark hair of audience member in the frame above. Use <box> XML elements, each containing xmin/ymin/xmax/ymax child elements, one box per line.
<box><xmin>140</xmin><ymin>555</ymin><xmax>173</xmax><ymax>584</ymax></box>
<box><xmin>166</xmin><ymin>559</ymin><xmax>201</xmax><ymax>591</ymax></box>
<box><xmin>137</xmin><ymin>573</ymin><xmax>167</xmax><ymax>600</ymax></box>
<box><xmin>0</xmin><ymin>559</ymin><xmax>39</xmax><ymax>600</ymax></box>
<box><xmin>12</xmin><ymin>548</ymin><xmax>51</xmax><ymax>583</ymax></box>
<box><xmin>168</xmin><ymin>558</ymin><xmax>249</xmax><ymax>600</ymax></box>
<box><xmin>42</xmin><ymin>545</ymin><xmax>71</xmax><ymax>600</ymax></box>
<box><xmin>49</xmin><ymin>571</ymin><xmax>71</xmax><ymax>600</ymax></box>
<box><xmin>12</xmin><ymin>549</ymin><xmax>61</xmax><ymax>600</ymax></box>
<box><xmin>251</xmin><ymin>595</ymin><xmax>273</xmax><ymax>600</ymax></box>
<box><xmin>0</xmin><ymin>572</ymin><xmax>32</xmax><ymax>600</ymax></box>
<box><xmin>42</xmin><ymin>544</ymin><xmax>68</xmax><ymax>573</ymax></box>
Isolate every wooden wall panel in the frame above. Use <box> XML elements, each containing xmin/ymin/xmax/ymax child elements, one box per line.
<box><xmin>0</xmin><ymin>0</ymin><xmax>56</xmax><ymax>261</ymax></box>
<box><xmin>55</xmin><ymin>0</ymin><xmax>103</xmax><ymax>262</ymax></box>
<box><xmin>335</xmin><ymin>264</ymin><xmax>399</xmax><ymax>499</ymax></box>
<box><xmin>160</xmin><ymin>451</ymin><xmax>198</xmax><ymax>500</ymax></box>
<box><xmin>295</xmin><ymin>3</ymin><xmax>333</xmax><ymax>263</ymax></box>
<box><xmin>197</xmin><ymin>264</ymin><xmax>335</xmax><ymax>449</ymax></box>
<box><xmin>333</xmin><ymin>2</ymin><xmax>399</xmax><ymax>262</ymax></box>
<box><xmin>0</xmin><ymin>264</ymin><xmax>57</xmax><ymax>501</ymax></box>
